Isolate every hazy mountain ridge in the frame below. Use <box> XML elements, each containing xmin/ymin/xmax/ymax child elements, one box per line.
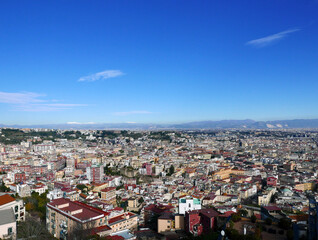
<box><xmin>1</xmin><ymin>119</ymin><xmax>318</xmax><ymax>130</ymax></box>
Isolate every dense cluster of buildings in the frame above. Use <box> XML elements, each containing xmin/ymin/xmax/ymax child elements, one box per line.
<box><xmin>0</xmin><ymin>128</ymin><xmax>318</xmax><ymax>239</ymax></box>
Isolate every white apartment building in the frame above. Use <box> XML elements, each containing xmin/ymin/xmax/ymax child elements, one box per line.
<box><xmin>47</xmin><ymin>189</ymin><xmax>64</xmax><ymax>201</ymax></box>
<box><xmin>0</xmin><ymin>194</ymin><xmax>25</xmax><ymax>221</ymax></box>
<box><xmin>178</xmin><ymin>197</ymin><xmax>202</xmax><ymax>215</ymax></box>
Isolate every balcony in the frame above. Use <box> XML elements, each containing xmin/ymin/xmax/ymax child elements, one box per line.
<box><xmin>2</xmin><ymin>233</ymin><xmax>15</xmax><ymax>239</ymax></box>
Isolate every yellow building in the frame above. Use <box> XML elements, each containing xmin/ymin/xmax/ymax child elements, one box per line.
<box><xmin>157</xmin><ymin>214</ymin><xmax>184</xmax><ymax>233</ymax></box>
<box><xmin>212</xmin><ymin>168</ymin><xmax>244</xmax><ymax>180</ymax></box>
<box><xmin>93</xmin><ymin>183</ymin><xmax>109</xmax><ymax>192</ymax></box>
<box><xmin>294</xmin><ymin>182</ymin><xmax>315</xmax><ymax>191</ymax></box>
<box><xmin>101</xmin><ymin>187</ymin><xmax>116</xmax><ymax>205</ymax></box>
<box><xmin>127</xmin><ymin>198</ymin><xmax>142</xmax><ymax>212</ymax></box>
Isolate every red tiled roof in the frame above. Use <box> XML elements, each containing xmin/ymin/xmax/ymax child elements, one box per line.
<box><xmin>101</xmin><ymin>187</ymin><xmax>116</xmax><ymax>192</ymax></box>
<box><xmin>90</xmin><ymin>224</ymin><xmax>112</xmax><ymax>234</ymax></box>
<box><xmin>108</xmin><ymin>214</ymin><xmax>126</xmax><ymax>224</ymax></box>
<box><xmin>189</xmin><ymin>208</ymin><xmax>220</xmax><ymax>218</ymax></box>
<box><xmin>0</xmin><ymin>194</ymin><xmax>15</xmax><ymax>206</ymax></box>
<box><xmin>219</xmin><ymin>211</ymin><xmax>235</xmax><ymax>217</ymax></box>
<box><xmin>107</xmin><ymin>207</ymin><xmax>123</xmax><ymax>212</ymax></box>
<box><xmin>48</xmin><ymin>198</ymin><xmax>106</xmax><ymax>222</ymax></box>
<box><xmin>144</xmin><ymin>204</ymin><xmax>174</xmax><ymax>214</ymax></box>
<box><xmin>106</xmin><ymin>235</ymin><xmax>124</xmax><ymax>240</ymax></box>
<box><xmin>108</xmin><ymin>212</ymin><xmax>136</xmax><ymax>224</ymax></box>
<box><xmin>289</xmin><ymin>214</ymin><xmax>309</xmax><ymax>222</ymax></box>
<box><xmin>263</xmin><ymin>206</ymin><xmax>281</xmax><ymax>211</ymax></box>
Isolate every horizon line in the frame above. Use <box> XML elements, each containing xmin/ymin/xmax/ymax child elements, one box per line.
<box><xmin>1</xmin><ymin>117</ymin><xmax>318</xmax><ymax>127</ymax></box>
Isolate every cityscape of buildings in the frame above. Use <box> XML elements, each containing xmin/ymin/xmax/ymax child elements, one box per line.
<box><xmin>1</xmin><ymin>1</ymin><xmax>318</xmax><ymax>239</ymax></box>
<box><xmin>0</xmin><ymin>128</ymin><xmax>317</xmax><ymax>240</ymax></box>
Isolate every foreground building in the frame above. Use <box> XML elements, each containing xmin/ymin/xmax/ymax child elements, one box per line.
<box><xmin>185</xmin><ymin>208</ymin><xmax>219</xmax><ymax>236</ymax></box>
<box><xmin>0</xmin><ymin>194</ymin><xmax>25</xmax><ymax>221</ymax></box>
<box><xmin>47</xmin><ymin>198</ymin><xmax>109</xmax><ymax>239</ymax></box>
<box><xmin>0</xmin><ymin>209</ymin><xmax>16</xmax><ymax>240</ymax></box>
<box><xmin>46</xmin><ymin>198</ymin><xmax>138</xmax><ymax>239</ymax></box>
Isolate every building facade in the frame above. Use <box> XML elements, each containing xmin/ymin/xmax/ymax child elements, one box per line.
<box><xmin>87</xmin><ymin>165</ymin><xmax>104</xmax><ymax>183</ymax></box>
<box><xmin>0</xmin><ymin>194</ymin><xmax>25</xmax><ymax>222</ymax></box>
<box><xmin>178</xmin><ymin>197</ymin><xmax>201</xmax><ymax>215</ymax></box>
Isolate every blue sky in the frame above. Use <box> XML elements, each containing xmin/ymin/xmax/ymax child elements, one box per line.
<box><xmin>0</xmin><ymin>0</ymin><xmax>318</xmax><ymax>124</ymax></box>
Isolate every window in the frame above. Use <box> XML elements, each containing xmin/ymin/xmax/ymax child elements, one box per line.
<box><xmin>15</xmin><ymin>206</ymin><xmax>19</xmax><ymax>212</ymax></box>
<box><xmin>8</xmin><ymin>227</ymin><xmax>13</xmax><ymax>235</ymax></box>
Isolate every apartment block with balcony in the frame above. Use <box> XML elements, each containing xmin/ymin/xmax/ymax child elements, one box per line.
<box><xmin>0</xmin><ymin>194</ymin><xmax>25</xmax><ymax>221</ymax></box>
<box><xmin>101</xmin><ymin>187</ymin><xmax>116</xmax><ymax>205</ymax></box>
<box><xmin>46</xmin><ymin>198</ymin><xmax>109</xmax><ymax>239</ymax></box>
<box><xmin>46</xmin><ymin>198</ymin><xmax>138</xmax><ymax>239</ymax></box>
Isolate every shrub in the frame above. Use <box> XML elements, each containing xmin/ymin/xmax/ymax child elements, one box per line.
<box><xmin>279</xmin><ymin>218</ymin><xmax>291</xmax><ymax>230</ymax></box>
<box><xmin>251</xmin><ymin>214</ymin><xmax>257</xmax><ymax>223</ymax></box>
<box><xmin>287</xmin><ymin>229</ymin><xmax>293</xmax><ymax>240</ymax></box>
<box><xmin>268</xmin><ymin>228</ymin><xmax>276</xmax><ymax>234</ymax></box>
<box><xmin>265</xmin><ymin>217</ymin><xmax>272</xmax><ymax>225</ymax></box>
<box><xmin>232</xmin><ymin>213</ymin><xmax>242</xmax><ymax>222</ymax></box>
<box><xmin>239</xmin><ymin>209</ymin><xmax>248</xmax><ymax>217</ymax></box>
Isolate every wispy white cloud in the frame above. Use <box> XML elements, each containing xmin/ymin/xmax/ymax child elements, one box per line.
<box><xmin>0</xmin><ymin>91</ymin><xmax>87</xmax><ymax>112</ymax></box>
<box><xmin>246</xmin><ymin>28</ymin><xmax>300</xmax><ymax>47</ymax></box>
<box><xmin>113</xmin><ymin>111</ymin><xmax>152</xmax><ymax>116</ymax></box>
<box><xmin>66</xmin><ymin>122</ymin><xmax>96</xmax><ymax>125</ymax></box>
<box><xmin>0</xmin><ymin>91</ymin><xmax>45</xmax><ymax>104</ymax></box>
<box><xmin>14</xmin><ymin>103</ymin><xmax>88</xmax><ymax>112</ymax></box>
<box><xmin>78</xmin><ymin>70</ymin><xmax>124</xmax><ymax>82</ymax></box>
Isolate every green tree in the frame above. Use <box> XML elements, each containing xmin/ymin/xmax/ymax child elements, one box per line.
<box><xmin>24</xmin><ymin>190</ymin><xmax>49</xmax><ymax>220</ymax></box>
<box><xmin>286</xmin><ymin>229</ymin><xmax>294</xmax><ymax>240</ymax></box>
<box><xmin>232</xmin><ymin>213</ymin><xmax>241</xmax><ymax>222</ymax></box>
<box><xmin>0</xmin><ymin>182</ymin><xmax>10</xmax><ymax>192</ymax></box>
<box><xmin>17</xmin><ymin>216</ymin><xmax>55</xmax><ymax>239</ymax></box>
<box><xmin>251</xmin><ymin>214</ymin><xmax>257</xmax><ymax>223</ymax></box>
<box><xmin>254</xmin><ymin>226</ymin><xmax>262</xmax><ymax>240</ymax></box>
<box><xmin>239</xmin><ymin>209</ymin><xmax>248</xmax><ymax>217</ymax></box>
<box><xmin>169</xmin><ymin>165</ymin><xmax>175</xmax><ymax>175</ymax></box>
<box><xmin>76</xmin><ymin>184</ymin><xmax>87</xmax><ymax>193</ymax></box>
<box><xmin>265</xmin><ymin>217</ymin><xmax>272</xmax><ymax>225</ymax></box>
<box><xmin>225</xmin><ymin>228</ymin><xmax>241</xmax><ymax>240</ymax></box>
<box><xmin>279</xmin><ymin>218</ymin><xmax>291</xmax><ymax>230</ymax></box>
<box><xmin>229</xmin><ymin>220</ymin><xmax>234</xmax><ymax>229</ymax></box>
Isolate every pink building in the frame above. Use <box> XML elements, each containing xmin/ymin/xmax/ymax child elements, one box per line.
<box><xmin>14</xmin><ymin>173</ymin><xmax>26</xmax><ymax>183</ymax></box>
<box><xmin>142</xmin><ymin>163</ymin><xmax>152</xmax><ymax>176</ymax></box>
<box><xmin>0</xmin><ymin>209</ymin><xmax>16</xmax><ymax>240</ymax></box>
<box><xmin>267</xmin><ymin>177</ymin><xmax>277</xmax><ymax>186</ymax></box>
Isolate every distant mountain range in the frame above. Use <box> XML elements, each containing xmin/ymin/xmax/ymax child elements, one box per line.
<box><xmin>1</xmin><ymin>119</ymin><xmax>318</xmax><ymax>130</ymax></box>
